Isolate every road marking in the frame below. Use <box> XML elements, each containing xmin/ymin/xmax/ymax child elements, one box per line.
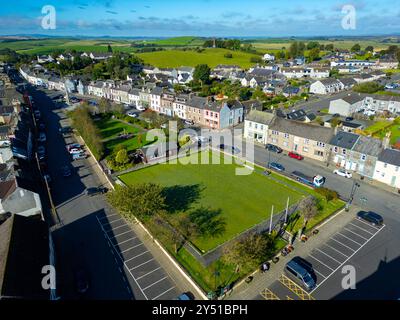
<box><xmin>118</xmin><ymin>237</ymin><xmax>138</xmax><ymax>246</ymax></box>
<box><xmin>330</xmin><ymin>237</ymin><xmax>356</xmax><ymax>252</ymax></box>
<box><xmin>308</xmin><ymin>254</ymin><xmax>335</xmax><ymax>271</ymax></box>
<box><xmin>130</xmin><ymin>258</ymin><xmax>155</xmax><ymax>271</ymax></box>
<box><xmin>355</xmin><ymin>218</ymin><xmax>381</xmax><ymax>231</ymax></box>
<box><xmin>105</xmin><ymin>224</ymin><xmax>127</xmax><ymax>233</ymax></box>
<box><xmin>315</xmin><ymin>248</ymin><xmax>343</xmax><ymax>264</ymax></box>
<box><xmin>125</xmin><ymin>250</ymin><xmax>149</xmax><ymax>263</ymax></box>
<box><xmin>336</xmin><ymin>232</ymin><xmax>362</xmax><ymax>246</ymax></box>
<box><xmin>121</xmin><ymin>243</ymin><xmax>144</xmax><ymax>254</ymax></box>
<box><xmin>105</xmin><ymin>218</ymin><xmax>123</xmax><ymax>225</ymax></box>
<box><xmin>322</xmin><ymin>243</ymin><xmax>349</xmax><ymax>258</ymax></box>
<box><xmin>136</xmin><ymin>267</ymin><xmax>162</xmax><ymax>280</ymax></box>
<box><xmin>151</xmin><ymin>286</ymin><xmax>176</xmax><ymax>300</ymax></box>
<box><xmin>142</xmin><ymin>276</ymin><xmax>168</xmax><ymax>291</ymax></box>
<box><xmin>110</xmin><ymin>230</ymin><xmax>132</xmax><ymax>239</ymax></box>
<box><xmin>311</xmin><ymin>224</ymin><xmax>386</xmax><ymax>295</ymax></box>
<box><xmin>313</xmin><ymin>268</ymin><xmax>327</xmax><ymax>279</ymax></box>
<box><xmin>348</xmin><ymin>222</ymin><xmax>374</xmax><ymax>235</ymax></box>
<box><xmin>343</xmin><ymin>227</ymin><xmax>368</xmax><ymax>241</ymax></box>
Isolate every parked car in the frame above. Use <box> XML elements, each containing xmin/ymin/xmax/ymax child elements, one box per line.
<box><xmin>33</xmin><ymin>110</ymin><xmax>41</xmax><ymax>119</ymax></box>
<box><xmin>345</xmin><ymin>117</ymin><xmax>354</xmax><ymax>122</ymax></box>
<box><xmin>127</xmin><ymin>111</ymin><xmax>138</xmax><ymax>118</ymax></box>
<box><xmin>136</xmin><ymin>104</ymin><xmax>145</xmax><ymax>111</ymax></box>
<box><xmin>184</xmin><ymin>119</ymin><xmax>194</xmax><ymax>126</ymax></box>
<box><xmin>62</xmin><ymin>165</ymin><xmax>72</xmax><ymax>177</ymax></box>
<box><xmin>266</xmin><ymin>144</ymin><xmax>283</xmax><ymax>153</ymax></box>
<box><xmin>269</xmin><ymin>162</ymin><xmax>285</xmax><ymax>172</ymax></box>
<box><xmin>285</xmin><ymin>257</ymin><xmax>316</xmax><ymax>291</ymax></box>
<box><xmin>72</xmin><ymin>153</ymin><xmax>87</xmax><ymax>161</ymax></box>
<box><xmin>334</xmin><ymin>169</ymin><xmax>352</xmax><ymax>179</ymax></box>
<box><xmin>37</xmin><ymin>145</ymin><xmax>46</xmax><ymax>160</ymax></box>
<box><xmin>288</xmin><ymin>152</ymin><xmax>304</xmax><ymax>160</ymax></box>
<box><xmin>175</xmin><ymin>292</ymin><xmax>195</xmax><ymax>300</ymax></box>
<box><xmin>357</xmin><ymin>211</ymin><xmax>383</xmax><ymax>226</ymax></box>
<box><xmin>74</xmin><ymin>268</ymin><xmax>90</xmax><ymax>294</ymax></box>
<box><xmin>37</xmin><ymin>132</ymin><xmax>46</xmax><ymax>142</ymax></box>
<box><xmin>85</xmin><ymin>187</ymin><xmax>108</xmax><ymax>197</ymax></box>
<box><xmin>59</xmin><ymin>127</ymin><xmax>72</xmax><ymax>135</ymax></box>
<box><xmin>67</xmin><ymin>143</ymin><xmax>82</xmax><ymax>152</ymax></box>
<box><xmin>69</xmin><ymin>148</ymin><xmax>83</xmax><ymax>155</ymax></box>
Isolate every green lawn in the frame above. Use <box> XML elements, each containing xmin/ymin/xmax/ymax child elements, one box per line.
<box><xmin>119</xmin><ymin>151</ymin><xmax>305</xmax><ymax>252</ymax></box>
<box><xmin>364</xmin><ymin>120</ymin><xmax>400</xmax><ymax>145</ymax></box>
<box><xmin>137</xmin><ymin>48</ymin><xmax>261</xmax><ymax>68</ymax></box>
<box><xmin>96</xmin><ymin>117</ymin><xmax>139</xmax><ymax>140</ymax></box>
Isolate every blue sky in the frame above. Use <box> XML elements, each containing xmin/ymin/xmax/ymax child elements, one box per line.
<box><xmin>1</xmin><ymin>0</ymin><xmax>400</xmax><ymax>37</ymax></box>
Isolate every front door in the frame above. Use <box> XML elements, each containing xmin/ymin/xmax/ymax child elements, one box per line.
<box><xmin>391</xmin><ymin>176</ymin><xmax>397</xmax><ymax>187</ymax></box>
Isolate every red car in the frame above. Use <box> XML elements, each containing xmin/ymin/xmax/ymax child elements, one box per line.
<box><xmin>288</xmin><ymin>152</ymin><xmax>304</xmax><ymax>160</ymax></box>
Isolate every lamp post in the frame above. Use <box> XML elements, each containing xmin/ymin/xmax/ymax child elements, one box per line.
<box><xmin>346</xmin><ymin>180</ymin><xmax>360</xmax><ymax>211</ymax></box>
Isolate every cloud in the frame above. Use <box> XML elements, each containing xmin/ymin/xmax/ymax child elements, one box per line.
<box><xmin>106</xmin><ymin>10</ymin><xmax>118</xmax><ymax>15</ymax></box>
<box><xmin>221</xmin><ymin>11</ymin><xmax>243</xmax><ymax>18</ymax></box>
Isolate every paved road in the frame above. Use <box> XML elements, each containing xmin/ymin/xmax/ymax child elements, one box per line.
<box><xmin>25</xmin><ymin>85</ymin><xmax>189</xmax><ymax>300</ymax></box>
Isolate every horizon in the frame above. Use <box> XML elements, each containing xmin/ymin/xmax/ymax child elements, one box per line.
<box><xmin>1</xmin><ymin>0</ymin><xmax>400</xmax><ymax>37</ymax></box>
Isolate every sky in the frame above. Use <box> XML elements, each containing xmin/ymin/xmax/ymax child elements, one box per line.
<box><xmin>1</xmin><ymin>0</ymin><xmax>400</xmax><ymax>37</ymax></box>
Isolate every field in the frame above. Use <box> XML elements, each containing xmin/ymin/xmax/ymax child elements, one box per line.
<box><xmin>119</xmin><ymin>150</ymin><xmax>306</xmax><ymax>252</ymax></box>
<box><xmin>365</xmin><ymin>120</ymin><xmax>400</xmax><ymax>145</ymax></box>
<box><xmin>137</xmin><ymin>48</ymin><xmax>260</xmax><ymax>68</ymax></box>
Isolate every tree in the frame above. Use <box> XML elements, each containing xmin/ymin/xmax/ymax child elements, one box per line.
<box><xmin>115</xmin><ymin>148</ymin><xmax>129</xmax><ymax>165</ymax></box>
<box><xmin>224</xmin><ymin>52</ymin><xmax>233</xmax><ymax>59</ymax></box>
<box><xmin>193</xmin><ymin>64</ymin><xmax>211</xmax><ymax>85</ymax></box>
<box><xmin>325</xmin><ymin>44</ymin><xmax>334</xmax><ymax>51</ymax></box>
<box><xmin>330</xmin><ymin>117</ymin><xmax>341</xmax><ymax>128</ymax></box>
<box><xmin>250</xmin><ymin>56</ymin><xmax>262</xmax><ymax>64</ymax></box>
<box><xmin>107</xmin><ymin>44</ymin><xmax>113</xmax><ymax>53</ymax></box>
<box><xmin>99</xmin><ymin>98</ymin><xmax>111</xmax><ymax>113</ymax></box>
<box><xmin>107</xmin><ymin>183</ymin><xmax>166</xmax><ymax>220</ymax></box>
<box><xmin>351</xmin><ymin>43</ymin><xmax>361</xmax><ymax>53</ymax></box>
<box><xmin>353</xmin><ymin>81</ymin><xmax>384</xmax><ymax>94</ymax></box>
<box><xmin>365</xmin><ymin>46</ymin><xmax>374</xmax><ymax>53</ymax></box>
<box><xmin>307</xmin><ymin>41</ymin><xmax>320</xmax><ymax>50</ymax></box>
<box><xmin>299</xmin><ymin>197</ymin><xmax>318</xmax><ymax>228</ymax></box>
<box><xmin>307</xmin><ymin>47</ymin><xmax>320</xmax><ymax>62</ymax></box>
<box><xmin>223</xmin><ymin>233</ymin><xmax>275</xmax><ymax>270</ymax></box>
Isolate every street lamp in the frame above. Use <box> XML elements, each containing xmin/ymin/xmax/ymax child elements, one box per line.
<box><xmin>346</xmin><ymin>181</ymin><xmax>360</xmax><ymax>211</ymax></box>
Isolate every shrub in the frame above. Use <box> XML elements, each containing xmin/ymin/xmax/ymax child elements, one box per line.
<box><xmin>315</xmin><ymin>187</ymin><xmax>339</xmax><ymax>202</ymax></box>
<box><xmin>224</xmin><ymin>53</ymin><xmax>233</xmax><ymax>59</ymax></box>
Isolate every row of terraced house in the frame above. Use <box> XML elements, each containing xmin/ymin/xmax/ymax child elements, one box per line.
<box><xmin>244</xmin><ymin>109</ymin><xmax>400</xmax><ymax>189</ymax></box>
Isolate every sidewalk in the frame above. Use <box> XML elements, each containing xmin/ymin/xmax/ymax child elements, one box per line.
<box><xmin>225</xmin><ymin>206</ymin><xmax>360</xmax><ymax>300</ymax></box>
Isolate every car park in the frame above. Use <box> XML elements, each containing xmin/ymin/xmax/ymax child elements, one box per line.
<box><xmin>37</xmin><ymin>132</ymin><xmax>46</xmax><ymax>142</ymax></box>
<box><xmin>62</xmin><ymin>165</ymin><xmax>72</xmax><ymax>177</ymax></box>
<box><xmin>268</xmin><ymin>162</ymin><xmax>285</xmax><ymax>172</ymax></box>
<box><xmin>334</xmin><ymin>169</ymin><xmax>352</xmax><ymax>179</ymax></box>
<box><xmin>85</xmin><ymin>187</ymin><xmax>108</xmax><ymax>196</ymax></box>
<box><xmin>69</xmin><ymin>148</ymin><xmax>83</xmax><ymax>154</ymax></box>
<box><xmin>266</xmin><ymin>144</ymin><xmax>283</xmax><ymax>153</ymax></box>
<box><xmin>288</xmin><ymin>152</ymin><xmax>304</xmax><ymax>160</ymax></box>
<box><xmin>284</xmin><ymin>257</ymin><xmax>316</xmax><ymax>291</ymax></box>
<box><xmin>357</xmin><ymin>211</ymin><xmax>384</xmax><ymax>226</ymax></box>
<box><xmin>72</xmin><ymin>153</ymin><xmax>87</xmax><ymax>161</ymax></box>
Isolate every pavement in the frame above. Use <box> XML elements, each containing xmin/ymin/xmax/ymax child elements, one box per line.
<box><xmin>24</xmin><ymin>83</ymin><xmax>203</xmax><ymax>300</ymax></box>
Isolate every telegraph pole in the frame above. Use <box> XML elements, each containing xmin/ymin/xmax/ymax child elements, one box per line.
<box><xmin>269</xmin><ymin>205</ymin><xmax>274</xmax><ymax>234</ymax></box>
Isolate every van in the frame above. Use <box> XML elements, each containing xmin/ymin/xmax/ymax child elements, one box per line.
<box><xmin>284</xmin><ymin>257</ymin><xmax>316</xmax><ymax>291</ymax></box>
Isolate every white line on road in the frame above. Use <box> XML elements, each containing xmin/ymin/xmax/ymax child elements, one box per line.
<box><xmin>129</xmin><ymin>258</ymin><xmax>155</xmax><ymax>271</ymax></box>
<box><xmin>142</xmin><ymin>276</ymin><xmax>168</xmax><ymax>291</ymax></box>
<box><xmin>348</xmin><ymin>222</ymin><xmax>374</xmax><ymax>235</ymax></box>
<box><xmin>310</xmin><ymin>224</ymin><xmax>386</xmax><ymax>295</ymax></box>
<box><xmin>336</xmin><ymin>232</ymin><xmax>362</xmax><ymax>246</ymax></box>
<box><xmin>343</xmin><ymin>227</ymin><xmax>368</xmax><ymax>241</ymax></box>
<box><xmin>355</xmin><ymin>218</ymin><xmax>382</xmax><ymax>231</ymax></box>
<box><xmin>136</xmin><ymin>267</ymin><xmax>162</xmax><ymax>280</ymax></box>
<box><xmin>118</xmin><ymin>237</ymin><xmax>138</xmax><ymax>246</ymax></box>
<box><xmin>110</xmin><ymin>230</ymin><xmax>132</xmax><ymax>239</ymax></box>
<box><xmin>323</xmin><ymin>243</ymin><xmax>349</xmax><ymax>258</ymax></box>
<box><xmin>313</xmin><ymin>268</ymin><xmax>327</xmax><ymax>279</ymax></box>
<box><xmin>121</xmin><ymin>243</ymin><xmax>144</xmax><ymax>254</ymax></box>
<box><xmin>308</xmin><ymin>254</ymin><xmax>335</xmax><ymax>271</ymax></box>
<box><xmin>125</xmin><ymin>250</ymin><xmax>149</xmax><ymax>263</ymax></box>
<box><xmin>104</xmin><ymin>218</ymin><xmax>123</xmax><ymax>225</ymax></box>
<box><xmin>105</xmin><ymin>224</ymin><xmax>127</xmax><ymax>233</ymax></box>
<box><xmin>151</xmin><ymin>286</ymin><xmax>176</xmax><ymax>300</ymax></box>
<box><xmin>330</xmin><ymin>237</ymin><xmax>356</xmax><ymax>252</ymax></box>
<box><xmin>315</xmin><ymin>248</ymin><xmax>343</xmax><ymax>264</ymax></box>
<box><xmin>98</xmin><ymin>213</ymin><xmax>118</xmax><ymax>220</ymax></box>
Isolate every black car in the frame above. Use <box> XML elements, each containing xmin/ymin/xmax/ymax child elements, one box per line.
<box><xmin>345</xmin><ymin>117</ymin><xmax>354</xmax><ymax>121</ymax></box>
<box><xmin>74</xmin><ymin>269</ymin><xmax>90</xmax><ymax>295</ymax></box>
<box><xmin>269</xmin><ymin>162</ymin><xmax>285</xmax><ymax>172</ymax></box>
<box><xmin>62</xmin><ymin>165</ymin><xmax>72</xmax><ymax>177</ymax></box>
<box><xmin>266</xmin><ymin>144</ymin><xmax>283</xmax><ymax>153</ymax></box>
<box><xmin>85</xmin><ymin>187</ymin><xmax>108</xmax><ymax>197</ymax></box>
<box><xmin>357</xmin><ymin>211</ymin><xmax>383</xmax><ymax>226</ymax></box>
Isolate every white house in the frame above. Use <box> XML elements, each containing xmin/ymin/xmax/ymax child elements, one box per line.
<box><xmin>373</xmin><ymin>148</ymin><xmax>400</xmax><ymax>189</ymax></box>
<box><xmin>149</xmin><ymin>87</ymin><xmax>163</xmax><ymax>112</ymax></box>
<box><xmin>262</xmin><ymin>53</ymin><xmax>275</xmax><ymax>62</ymax></box>
<box><xmin>128</xmin><ymin>88</ymin><xmax>140</xmax><ymax>107</ymax></box>
<box><xmin>328</xmin><ymin>94</ymin><xmax>365</xmax><ymax>116</ymax></box>
<box><xmin>244</xmin><ymin>110</ymin><xmax>275</xmax><ymax>145</ymax></box>
<box><xmin>173</xmin><ymin>94</ymin><xmax>188</xmax><ymax>119</ymax></box>
<box><xmin>310</xmin><ymin>79</ymin><xmax>344</xmax><ymax>95</ymax></box>
<box><xmin>280</xmin><ymin>67</ymin><xmax>330</xmax><ymax>79</ymax></box>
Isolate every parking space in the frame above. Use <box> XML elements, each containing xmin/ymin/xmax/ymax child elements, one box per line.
<box><xmin>96</xmin><ymin>212</ymin><xmax>180</xmax><ymax>300</ymax></box>
<box><xmin>260</xmin><ymin>218</ymin><xmax>385</xmax><ymax>300</ymax></box>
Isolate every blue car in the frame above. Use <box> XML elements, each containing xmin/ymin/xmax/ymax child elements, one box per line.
<box><xmin>269</xmin><ymin>162</ymin><xmax>285</xmax><ymax>172</ymax></box>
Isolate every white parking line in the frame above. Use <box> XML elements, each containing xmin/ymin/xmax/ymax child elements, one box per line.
<box><xmin>118</xmin><ymin>237</ymin><xmax>138</xmax><ymax>246</ymax></box>
<box><xmin>310</xmin><ymin>224</ymin><xmax>385</xmax><ymax>295</ymax></box>
<box><xmin>330</xmin><ymin>237</ymin><xmax>355</xmax><ymax>252</ymax></box>
<box><xmin>98</xmin><ymin>213</ymin><xmax>118</xmax><ymax>220</ymax></box>
<box><xmin>105</xmin><ymin>224</ymin><xmax>128</xmax><ymax>233</ymax></box>
<box><xmin>130</xmin><ymin>258</ymin><xmax>155</xmax><ymax>271</ymax></box>
<box><xmin>142</xmin><ymin>276</ymin><xmax>168</xmax><ymax>291</ymax></box>
<box><xmin>323</xmin><ymin>243</ymin><xmax>349</xmax><ymax>258</ymax></box>
<box><xmin>355</xmin><ymin>218</ymin><xmax>381</xmax><ymax>231</ymax></box>
<box><xmin>136</xmin><ymin>267</ymin><xmax>162</xmax><ymax>280</ymax></box>
<box><xmin>151</xmin><ymin>286</ymin><xmax>176</xmax><ymax>300</ymax></box>
<box><xmin>313</xmin><ymin>268</ymin><xmax>327</xmax><ymax>279</ymax></box>
<box><xmin>315</xmin><ymin>248</ymin><xmax>342</xmax><ymax>264</ymax></box>
<box><xmin>343</xmin><ymin>227</ymin><xmax>368</xmax><ymax>241</ymax></box>
<box><xmin>121</xmin><ymin>243</ymin><xmax>144</xmax><ymax>254</ymax></box>
<box><xmin>110</xmin><ymin>230</ymin><xmax>132</xmax><ymax>239</ymax></box>
<box><xmin>125</xmin><ymin>250</ymin><xmax>149</xmax><ymax>263</ymax></box>
<box><xmin>348</xmin><ymin>222</ymin><xmax>374</xmax><ymax>235</ymax></box>
<box><xmin>105</xmin><ymin>218</ymin><xmax>123</xmax><ymax>225</ymax></box>
<box><xmin>336</xmin><ymin>232</ymin><xmax>362</xmax><ymax>246</ymax></box>
<box><xmin>308</xmin><ymin>254</ymin><xmax>335</xmax><ymax>271</ymax></box>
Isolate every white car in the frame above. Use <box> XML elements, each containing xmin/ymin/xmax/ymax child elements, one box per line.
<box><xmin>334</xmin><ymin>169</ymin><xmax>352</xmax><ymax>179</ymax></box>
<box><xmin>69</xmin><ymin>148</ymin><xmax>83</xmax><ymax>155</ymax></box>
<box><xmin>127</xmin><ymin>111</ymin><xmax>138</xmax><ymax>118</ymax></box>
<box><xmin>136</xmin><ymin>105</ymin><xmax>146</xmax><ymax>111</ymax></box>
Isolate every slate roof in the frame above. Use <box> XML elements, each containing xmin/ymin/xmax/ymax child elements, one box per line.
<box><xmin>330</xmin><ymin>131</ymin><xmax>359</xmax><ymax>149</ymax></box>
<box><xmin>246</xmin><ymin>110</ymin><xmax>275</xmax><ymax>125</ymax></box>
<box><xmin>378</xmin><ymin>148</ymin><xmax>400</xmax><ymax>166</ymax></box>
<box><xmin>352</xmin><ymin>135</ymin><xmax>383</xmax><ymax>157</ymax></box>
<box><xmin>341</xmin><ymin>93</ymin><xmax>365</xmax><ymax>105</ymax></box>
<box><xmin>269</xmin><ymin>117</ymin><xmax>334</xmax><ymax>142</ymax></box>
<box><xmin>241</xmin><ymin>100</ymin><xmax>263</xmax><ymax>111</ymax></box>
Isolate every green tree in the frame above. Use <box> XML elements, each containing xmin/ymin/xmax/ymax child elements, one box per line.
<box><xmin>307</xmin><ymin>41</ymin><xmax>320</xmax><ymax>50</ymax></box>
<box><xmin>115</xmin><ymin>148</ymin><xmax>129</xmax><ymax>165</ymax></box>
<box><xmin>307</xmin><ymin>47</ymin><xmax>321</xmax><ymax>62</ymax></box>
<box><xmin>107</xmin><ymin>44</ymin><xmax>113</xmax><ymax>53</ymax></box>
<box><xmin>325</xmin><ymin>44</ymin><xmax>334</xmax><ymax>51</ymax></box>
<box><xmin>365</xmin><ymin>46</ymin><xmax>374</xmax><ymax>52</ymax></box>
<box><xmin>351</xmin><ymin>43</ymin><xmax>361</xmax><ymax>53</ymax></box>
<box><xmin>99</xmin><ymin>98</ymin><xmax>111</xmax><ymax>113</ymax></box>
<box><xmin>193</xmin><ymin>64</ymin><xmax>211</xmax><ymax>85</ymax></box>
<box><xmin>353</xmin><ymin>81</ymin><xmax>384</xmax><ymax>94</ymax></box>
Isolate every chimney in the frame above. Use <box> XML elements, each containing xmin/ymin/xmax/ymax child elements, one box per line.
<box><xmin>383</xmin><ymin>131</ymin><xmax>391</xmax><ymax>149</ymax></box>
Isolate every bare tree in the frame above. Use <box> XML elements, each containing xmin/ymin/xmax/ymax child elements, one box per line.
<box><xmin>299</xmin><ymin>197</ymin><xmax>318</xmax><ymax>228</ymax></box>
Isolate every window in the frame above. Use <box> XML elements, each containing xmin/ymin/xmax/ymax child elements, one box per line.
<box><xmin>249</xmin><ymin>122</ymin><xmax>252</xmax><ymax>128</ymax></box>
<box><xmin>303</xmin><ymin>146</ymin><xmax>309</xmax><ymax>153</ymax></box>
<box><xmin>396</xmin><ymin>167</ymin><xmax>399</xmax><ymax>172</ymax></box>
<box><xmin>283</xmin><ymin>141</ymin><xmax>289</xmax><ymax>147</ymax></box>
<box><xmin>272</xmin><ymin>130</ymin><xmax>279</xmax><ymax>135</ymax></box>
<box><xmin>284</xmin><ymin>133</ymin><xmax>290</xmax><ymax>139</ymax></box>
<box><xmin>342</xmin><ymin>149</ymin><xmax>347</xmax><ymax>155</ymax></box>
<box><xmin>384</xmin><ymin>163</ymin><xmax>388</xmax><ymax>169</ymax></box>
<box><xmin>260</xmin><ymin>125</ymin><xmax>264</xmax><ymax>130</ymax></box>
<box><xmin>317</xmin><ymin>142</ymin><xmax>325</xmax><ymax>148</ymax></box>
<box><xmin>361</xmin><ymin>154</ymin><xmax>366</xmax><ymax>161</ymax></box>
<box><xmin>304</xmin><ymin>139</ymin><xmax>309</xmax><ymax>145</ymax></box>
<box><xmin>255</xmin><ymin>124</ymin><xmax>258</xmax><ymax>129</ymax></box>
<box><xmin>315</xmin><ymin>151</ymin><xmax>324</xmax><ymax>157</ymax></box>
